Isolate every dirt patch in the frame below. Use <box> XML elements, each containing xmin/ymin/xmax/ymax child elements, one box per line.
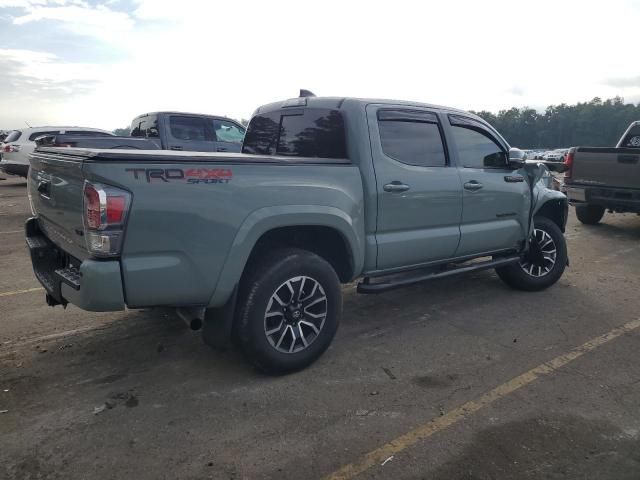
<box><xmin>429</xmin><ymin>415</ymin><xmax>640</xmax><ymax>480</ymax></box>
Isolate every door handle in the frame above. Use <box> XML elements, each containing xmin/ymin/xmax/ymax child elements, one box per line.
<box><xmin>383</xmin><ymin>181</ymin><xmax>410</xmax><ymax>193</ymax></box>
<box><xmin>504</xmin><ymin>175</ymin><xmax>524</xmax><ymax>183</ymax></box>
<box><xmin>169</xmin><ymin>145</ymin><xmax>183</xmax><ymax>151</ymax></box>
<box><xmin>217</xmin><ymin>147</ymin><xmax>228</xmax><ymax>152</ymax></box>
<box><xmin>464</xmin><ymin>181</ymin><xmax>483</xmax><ymax>191</ymax></box>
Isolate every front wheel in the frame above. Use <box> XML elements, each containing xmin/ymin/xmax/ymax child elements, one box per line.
<box><xmin>237</xmin><ymin>248</ymin><xmax>342</xmax><ymax>374</ymax></box>
<box><xmin>496</xmin><ymin>217</ymin><xmax>567</xmax><ymax>291</ymax></box>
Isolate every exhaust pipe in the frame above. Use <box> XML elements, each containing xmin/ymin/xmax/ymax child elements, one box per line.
<box><xmin>176</xmin><ymin>307</ymin><xmax>205</xmax><ymax>331</ymax></box>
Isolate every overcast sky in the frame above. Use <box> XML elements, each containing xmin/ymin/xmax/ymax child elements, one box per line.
<box><xmin>1</xmin><ymin>0</ymin><xmax>640</xmax><ymax>131</ymax></box>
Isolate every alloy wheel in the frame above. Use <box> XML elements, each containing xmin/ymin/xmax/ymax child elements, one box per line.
<box><xmin>263</xmin><ymin>276</ymin><xmax>327</xmax><ymax>354</ymax></box>
<box><xmin>519</xmin><ymin>228</ymin><xmax>557</xmax><ymax>277</ymax></box>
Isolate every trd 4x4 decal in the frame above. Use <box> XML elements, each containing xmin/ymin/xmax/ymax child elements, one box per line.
<box><xmin>126</xmin><ymin>168</ymin><xmax>232</xmax><ymax>184</ymax></box>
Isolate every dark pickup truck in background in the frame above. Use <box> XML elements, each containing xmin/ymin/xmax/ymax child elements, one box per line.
<box><xmin>564</xmin><ymin>121</ymin><xmax>640</xmax><ymax>224</ymax></box>
<box><xmin>38</xmin><ymin>112</ymin><xmax>247</xmax><ymax>153</ymax></box>
<box><xmin>128</xmin><ymin>112</ymin><xmax>246</xmax><ymax>152</ymax></box>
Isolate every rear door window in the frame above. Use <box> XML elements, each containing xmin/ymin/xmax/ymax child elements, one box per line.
<box><xmin>212</xmin><ymin>119</ymin><xmax>245</xmax><ymax>144</ymax></box>
<box><xmin>243</xmin><ymin>108</ymin><xmax>347</xmax><ymax>159</ymax></box>
<box><xmin>377</xmin><ymin>110</ymin><xmax>446</xmax><ymax>167</ymax></box>
<box><xmin>169</xmin><ymin>116</ymin><xmax>207</xmax><ymax>141</ymax></box>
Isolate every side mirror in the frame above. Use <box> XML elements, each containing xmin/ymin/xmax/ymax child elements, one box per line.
<box><xmin>508</xmin><ymin>148</ymin><xmax>526</xmax><ymax>168</ymax></box>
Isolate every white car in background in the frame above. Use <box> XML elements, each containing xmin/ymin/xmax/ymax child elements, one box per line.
<box><xmin>0</xmin><ymin>126</ymin><xmax>113</xmax><ymax>177</ymax></box>
<box><xmin>543</xmin><ymin>148</ymin><xmax>569</xmax><ymax>162</ymax></box>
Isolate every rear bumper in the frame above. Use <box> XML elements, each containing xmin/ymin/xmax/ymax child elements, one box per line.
<box><xmin>25</xmin><ymin>217</ymin><xmax>125</xmax><ymax>311</ymax></box>
<box><xmin>565</xmin><ymin>184</ymin><xmax>640</xmax><ymax>212</ymax></box>
<box><xmin>0</xmin><ymin>161</ymin><xmax>28</xmax><ymax>177</ymax></box>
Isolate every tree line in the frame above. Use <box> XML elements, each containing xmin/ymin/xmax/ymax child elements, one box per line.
<box><xmin>472</xmin><ymin>97</ymin><xmax>640</xmax><ymax>149</ymax></box>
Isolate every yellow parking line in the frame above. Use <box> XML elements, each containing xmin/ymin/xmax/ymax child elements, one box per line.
<box><xmin>0</xmin><ymin>230</ymin><xmax>22</xmax><ymax>234</ymax></box>
<box><xmin>325</xmin><ymin>318</ymin><xmax>640</xmax><ymax>480</ymax></box>
<box><xmin>0</xmin><ymin>287</ymin><xmax>44</xmax><ymax>298</ymax></box>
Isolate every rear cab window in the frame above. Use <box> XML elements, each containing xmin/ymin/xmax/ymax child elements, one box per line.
<box><xmin>131</xmin><ymin>115</ymin><xmax>160</xmax><ymax>138</ymax></box>
<box><xmin>242</xmin><ymin>108</ymin><xmax>347</xmax><ymax>159</ymax></box>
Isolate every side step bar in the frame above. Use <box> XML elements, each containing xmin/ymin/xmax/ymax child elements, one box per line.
<box><xmin>357</xmin><ymin>255</ymin><xmax>521</xmax><ymax>294</ymax></box>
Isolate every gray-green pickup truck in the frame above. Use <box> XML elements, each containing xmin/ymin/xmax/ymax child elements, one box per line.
<box><xmin>26</xmin><ymin>95</ymin><xmax>569</xmax><ymax>373</ymax></box>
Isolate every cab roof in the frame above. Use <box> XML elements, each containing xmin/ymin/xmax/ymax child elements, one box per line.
<box><xmin>254</xmin><ymin>96</ymin><xmax>487</xmax><ymax>124</ymax></box>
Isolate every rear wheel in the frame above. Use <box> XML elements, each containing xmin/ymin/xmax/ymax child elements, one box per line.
<box><xmin>496</xmin><ymin>216</ymin><xmax>567</xmax><ymax>291</ymax></box>
<box><xmin>237</xmin><ymin>248</ymin><xmax>342</xmax><ymax>374</ymax></box>
<box><xmin>575</xmin><ymin>204</ymin><xmax>605</xmax><ymax>225</ymax></box>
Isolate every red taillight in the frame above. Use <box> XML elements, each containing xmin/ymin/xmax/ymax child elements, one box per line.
<box><xmin>106</xmin><ymin>196</ymin><xmax>126</xmax><ymax>223</ymax></box>
<box><xmin>84</xmin><ymin>183</ymin><xmax>102</xmax><ymax>229</ymax></box>
<box><xmin>83</xmin><ymin>182</ymin><xmax>131</xmax><ymax>257</ymax></box>
<box><xmin>564</xmin><ymin>150</ymin><xmax>574</xmax><ymax>180</ymax></box>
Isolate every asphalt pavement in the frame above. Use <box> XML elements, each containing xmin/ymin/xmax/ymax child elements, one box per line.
<box><xmin>1</xmin><ymin>176</ymin><xmax>639</xmax><ymax>479</ymax></box>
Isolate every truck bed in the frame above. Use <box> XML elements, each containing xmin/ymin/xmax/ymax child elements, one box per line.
<box><xmin>28</xmin><ymin>147</ymin><xmax>363</xmax><ymax>310</ymax></box>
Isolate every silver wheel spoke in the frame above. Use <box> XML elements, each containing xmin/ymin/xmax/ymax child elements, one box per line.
<box><xmin>298</xmin><ymin>324</ymin><xmax>308</xmax><ymax>347</ymax></box>
<box><xmin>272</xmin><ymin>292</ymin><xmax>287</xmax><ymax>307</ymax></box>
<box><xmin>265</xmin><ymin>320</ymin><xmax>284</xmax><ymax>336</ymax></box>
<box><xmin>299</xmin><ymin>320</ymin><xmax>320</xmax><ymax>335</ymax></box>
<box><xmin>265</xmin><ymin>311</ymin><xmax>283</xmax><ymax>319</ymax></box>
<box><xmin>300</xmin><ymin>282</ymin><xmax>318</xmax><ymax>303</ymax></box>
<box><xmin>305</xmin><ymin>296</ymin><xmax>327</xmax><ymax>309</ymax></box>
<box><xmin>297</xmin><ymin>277</ymin><xmax>306</xmax><ymax>302</ymax></box>
<box><xmin>275</xmin><ymin>325</ymin><xmax>291</xmax><ymax>349</ymax></box>
<box><xmin>520</xmin><ymin>227</ymin><xmax>558</xmax><ymax>278</ymax></box>
<box><xmin>285</xmin><ymin>280</ymin><xmax>296</xmax><ymax>300</ymax></box>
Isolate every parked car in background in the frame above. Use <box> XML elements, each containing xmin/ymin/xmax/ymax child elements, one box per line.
<box><xmin>0</xmin><ymin>127</ymin><xmax>114</xmax><ymax>177</ymax></box>
<box><xmin>564</xmin><ymin>121</ymin><xmax>640</xmax><ymax>224</ymax></box>
<box><xmin>543</xmin><ymin>149</ymin><xmax>569</xmax><ymax>162</ymax></box>
<box><xmin>130</xmin><ymin>112</ymin><xmax>246</xmax><ymax>152</ymax></box>
<box><xmin>25</xmin><ymin>93</ymin><xmax>568</xmax><ymax>373</ymax></box>
<box><xmin>80</xmin><ymin>112</ymin><xmax>246</xmax><ymax>153</ymax></box>
<box><xmin>525</xmin><ymin>150</ymin><xmax>545</xmax><ymax>160</ymax></box>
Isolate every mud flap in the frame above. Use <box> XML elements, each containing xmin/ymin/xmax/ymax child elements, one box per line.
<box><xmin>202</xmin><ymin>287</ymin><xmax>238</xmax><ymax>351</ymax></box>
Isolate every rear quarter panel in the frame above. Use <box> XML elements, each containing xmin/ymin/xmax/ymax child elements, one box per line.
<box><xmin>83</xmin><ymin>160</ymin><xmax>364</xmax><ymax>308</ymax></box>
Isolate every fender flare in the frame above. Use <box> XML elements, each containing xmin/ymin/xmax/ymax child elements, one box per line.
<box><xmin>533</xmin><ymin>190</ymin><xmax>569</xmax><ymax>232</ymax></box>
<box><xmin>207</xmin><ymin>205</ymin><xmax>364</xmax><ymax>307</ymax></box>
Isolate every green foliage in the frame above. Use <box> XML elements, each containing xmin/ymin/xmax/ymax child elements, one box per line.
<box><xmin>113</xmin><ymin>127</ymin><xmax>131</xmax><ymax>136</ymax></box>
<box><xmin>472</xmin><ymin>97</ymin><xmax>640</xmax><ymax>148</ymax></box>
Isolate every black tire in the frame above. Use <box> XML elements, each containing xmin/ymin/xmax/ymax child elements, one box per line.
<box><xmin>496</xmin><ymin>216</ymin><xmax>567</xmax><ymax>291</ymax></box>
<box><xmin>237</xmin><ymin>248</ymin><xmax>342</xmax><ymax>374</ymax></box>
<box><xmin>575</xmin><ymin>204</ymin><xmax>605</xmax><ymax>225</ymax></box>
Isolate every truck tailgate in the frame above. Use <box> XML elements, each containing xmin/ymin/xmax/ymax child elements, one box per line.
<box><xmin>29</xmin><ymin>149</ymin><xmax>90</xmax><ymax>260</ymax></box>
<box><xmin>572</xmin><ymin>147</ymin><xmax>640</xmax><ymax>189</ymax></box>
